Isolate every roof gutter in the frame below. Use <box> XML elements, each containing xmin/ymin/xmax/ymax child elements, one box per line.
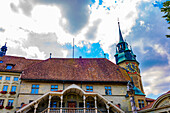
<box><xmin>21</xmin><ymin>78</ymin><xmax>128</xmax><ymax>84</ymax></box>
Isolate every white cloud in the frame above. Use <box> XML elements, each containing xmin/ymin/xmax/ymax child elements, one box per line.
<box><xmin>133</xmin><ymin>38</ymin><xmax>149</xmax><ymax>54</ymax></box>
<box><xmin>61</xmin><ymin>49</ymin><xmax>68</xmax><ymax>58</ymax></box>
<box><xmin>151</xmin><ymin>44</ymin><xmax>170</xmax><ymax>65</ymax></box>
<box><xmin>142</xmin><ymin>65</ymin><xmax>170</xmax><ymax>96</ymax></box>
<box><xmin>21</xmin><ymin>46</ymin><xmax>46</xmax><ymax>59</ymax></box>
<box><xmin>140</xmin><ymin>20</ymin><xmax>145</xmax><ymax>26</ymax></box>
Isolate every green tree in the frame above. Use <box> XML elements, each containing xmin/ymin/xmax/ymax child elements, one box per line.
<box><xmin>161</xmin><ymin>1</ymin><xmax>170</xmax><ymax>38</ymax></box>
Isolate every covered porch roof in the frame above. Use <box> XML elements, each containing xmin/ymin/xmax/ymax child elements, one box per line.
<box><xmin>17</xmin><ymin>84</ymin><xmax>125</xmax><ymax>113</ymax></box>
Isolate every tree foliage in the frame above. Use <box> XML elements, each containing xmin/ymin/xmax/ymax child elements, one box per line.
<box><xmin>161</xmin><ymin>1</ymin><xmax>170</xmax><ymax>38</ymax></box>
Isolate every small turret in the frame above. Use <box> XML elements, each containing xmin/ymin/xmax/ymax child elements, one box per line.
<box><xmin>0</xmin><ymin>42</ymin><xmax>7</xmax><ymax>57</ymax></box>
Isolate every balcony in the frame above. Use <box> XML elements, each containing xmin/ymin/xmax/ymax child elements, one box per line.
<box><xmin>41</xmin><ymin>108</ymin><xmax>102</xmax><ymax>113</ymax></box>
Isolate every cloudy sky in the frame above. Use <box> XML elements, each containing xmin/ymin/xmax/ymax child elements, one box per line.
<box><xmin>0</xmin><ymin>0</ymin><xmax>169</xmax><ymax>99</ymax></box>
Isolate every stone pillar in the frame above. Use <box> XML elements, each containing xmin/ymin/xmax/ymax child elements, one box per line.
<box><xmin>106</xmin><ymin>104</ymin><xmax>109</xmax><ymax>113</ymax></box>
<box><xmin>94</xmin><ymin>96</ymin><xmax>97</xmax><ymax>113</ymax></box>
<box><xmin>48</xmin><ymin>95</ymin><xmax>52</xmax><ymax>113</ymax></box>
<box><xmin>34</xmin><ymin>103</ymin><xmax>38</xmax><ymax>113</ymax></box>
<box><xmin>83</xmin><ymin>95</ymin><xmax>86</xmax><ymax>113</ymax></box>
<box><xmin>60</xmin><ymin>95</ymin><xmax>63</xmax><ymax>113</ymax></box>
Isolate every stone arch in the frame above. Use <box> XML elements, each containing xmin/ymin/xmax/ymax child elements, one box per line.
<box><xmin>152</xmin><ymin>93</ymin><xmax>170</xmax><ymax>109</ymax></box>
<box><xmin>62</xmin><ymin>84</ymin><xmax>86</xmax><ymax>96</ymax></box>
<box><xmin>50</xmin><ymin>95</ymin><xmax>61</xmax><ymax>108</ymax></box>
<box><xmin>86</xmin><ymin>96</ymin><xmax>95</xmax><ymax>108</ymax></box>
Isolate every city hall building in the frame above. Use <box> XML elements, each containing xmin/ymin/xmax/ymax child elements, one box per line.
<box><xmin>0</xmin><ymin>23</ymin><xmax>147</xmax><ymax>113</ymax></box>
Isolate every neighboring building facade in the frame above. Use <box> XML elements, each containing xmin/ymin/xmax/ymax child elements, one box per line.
<box><xmin>0</xmin><ymin>44</ymin><xmax>41</xmax><ymax>113</ymax></box>
<box><xmin>0</xmin><ymin>43</ymin><xmax>20</xmax><ymax>113</ymax></box>
<box><xmin>0</xmin><ymin>22</ymin><xmax>149</xmax><ymax>113</ymax></box>
<box><xmin>139</xmin><ymin>91</ymin><xmax>170</xmax><ymax>113</ymax></box>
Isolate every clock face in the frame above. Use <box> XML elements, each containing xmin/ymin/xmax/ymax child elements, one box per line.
<box><xmin>126</xmin><ymin>63</ymin><xmax>137</xmax><ymax>73</ymax></box>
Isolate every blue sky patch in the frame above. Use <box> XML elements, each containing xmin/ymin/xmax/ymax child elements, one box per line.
<box><xmin>65</xmin><ymin>42</ymin><xmax>109</xmax><ymax>59</ymax></box>
<box><xmin>152</xmin><ymin>1</ymin><xmax>165</xmax><ymax>9</ymax></box>
<box><xmin>107</xmin><ymin>7</ymin><xmax>110</xmax><ymax>10</ymax></box>
<box><xmin>91</xmin><ymin>0</ymin><xmax>95</xmax><ymax>4</ymax></box>
<box><xmin>99</xmin><ymin>0</ymin><xmax>103</xmax><ymax>5</ymax></box>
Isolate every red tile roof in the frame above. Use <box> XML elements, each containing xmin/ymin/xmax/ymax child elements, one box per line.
<box><xmin>139</xmin><ymin>101</ymin><xmax>155</xmax><ymax>111</ymax></box>
<box><xmin>0</xmin><ymin>56</ymin><xmax>42</xmax><ymax>72</ymax></box>
<box><xmin>21</xmin><ymin>58</ymin><xmax>131</xmax><ymax>82</ymax></box>
<box><xmin>0</xmin><ymin>56</ymin><xmax>131</xmax><ymax>82</ymax></box>
<box><xmin>146</xmin><ymin>97</ymin><xmax>155</xmax><ymax>102</ymax></box>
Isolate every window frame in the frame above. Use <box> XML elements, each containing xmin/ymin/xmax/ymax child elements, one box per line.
<box><xmin>3</xmin><ymin>85</ymin><xmax>8</xmax><ymax>91</ymax></box>
<box><xmin>138</xmin><ymin>99</ymin><xmax>144</xmax><ymax>109</ymax></box>
<box><xmin>8</xmin><ymin>99</ymin><xmax>14</xmax><ymax>106</ymax></box>
<box><xmin>31</xmin><ymin>84</ymin><xmax>39</xmax><ymax>94</ymax></box>
<box><xmin>86</xmin><ymin>86</ymin><xmax>93</xmax><ymax>92</ymax></box>
<box><xmin>13</xmin><ymin>77</ymin><xmax>19</xmax><ymax>81</ymax></box>
<box><xmin>0</xmin><ymin>99</ymin><xmax>4</xmax><ymax>106</ymax></box>
<box><xmin>51</xmin><ymin>85</ymin><xmax>58</xmax><ymax>91</ymax></box>
<box><xmin>11</xmin><ymin>86</ymin><xmax>17</xmax><ymax>92</ymax></box>
<box><xmin>5</xmin><ymin>76</ymin><xmax>10</xmax><ymax>81</ymax></box>
<box><xmin>105</xmin><ymin>86</ymin><xmax>112</xmax><ymax>95</ymax></box>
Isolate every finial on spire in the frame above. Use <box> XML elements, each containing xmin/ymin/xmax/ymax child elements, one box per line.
<box><xmin>50</xmin><ymin>53</ymin><xmax>52</xmax><ymax>59</ymax></box>
<box><xmin>118</xmin><ymin>20</ymin><xmax>124</xmax><ymax>43</ymax></box>
<box><xmin>104</xmin><ymin>53</ymin><xmax>106</xmax><ymax>58</ymax></box>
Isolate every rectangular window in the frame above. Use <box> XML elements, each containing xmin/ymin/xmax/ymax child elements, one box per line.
<box><xmin>51</xmin><ymin>85</ymin><xmax>58</xmax><ymax>91</ymax></box>
<box><xmin>11</xmin><ymin>86</ymin><xmax>17</xmax><ymax>92</ymax></box>
<box><xmin>3</xmin><ymin>85</ymin><xmax>8</xmax><ymax>91</ymax></box>
<box><xmin>86</xmin><ymin>86</ymin><xmax>93</xmax><ymax>92</ymax></box>
<box><xmin>14</xmin><ymin>77</ymin><xmax>19</xmax><ymax>81</ymax></box>
<box><xmin>138</xmin><ymin>100</ymin><xmax>144</xmax><ymax>109</ymax></box>
<box><xmin>31</xmin><ymin>85</ymin><xmax>39</xmax><ymax>94</ymax></box>
<box><xmin>8</xmin><ymin>100</ymin><xmax>14</xmax><ymax>106</ymax></box>
<box><xmin>5</xmin><ymin>76</ymin><xmax>10</xmax><ymax>81</ymax></box>
<box><xmin>105</xmin><ymin>86</ymin><xmax>112</xmax><ymax>95</ymax></box>
<box><xmin>0</xmin><ymin>76</ymin><xmax>2</xmax><ymax>80</ymax></box>
<box><xmin>0</xmin><ymin>99</ymin><xmax>4</xmax><ymax>106</ymax></box>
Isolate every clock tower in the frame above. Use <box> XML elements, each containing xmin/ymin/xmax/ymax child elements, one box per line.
<box><xmin>114</xmin><ymin>22</ymin><xmax>144</xmax><ymax>93</ymax></box>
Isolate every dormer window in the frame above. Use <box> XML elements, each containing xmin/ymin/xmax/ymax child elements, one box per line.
<box><xmin>6</xmin><ymin>65</ymin><xmax>13</xmax><ymax>70</ymax></box>
<box><xmin>6</xmin><ymin>64</ymin><xmax>15</xmax><ymax>70</ymax></box>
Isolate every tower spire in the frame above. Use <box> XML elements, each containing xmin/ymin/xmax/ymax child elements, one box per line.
<box><xmin>130</xmin><ymin>46</ymin><xmax>134</xmax><ymax>55</ymax></box>
<box><xmin>118</xmin><ymin>21</ymin><xmax>124</xmax><ymax>43</ymax></box>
